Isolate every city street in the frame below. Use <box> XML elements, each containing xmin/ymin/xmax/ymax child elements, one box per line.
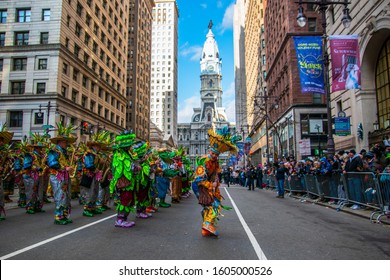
<box><xmin>1</xmin><ymin>184</ymin><xmax>389</xmax><ymax>260</ymax></box>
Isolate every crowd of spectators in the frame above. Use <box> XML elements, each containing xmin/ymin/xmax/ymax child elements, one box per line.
<box><xmin>221</xmin><ymin>142</ymin><xmax>390</xmax><ymax>212</ymax></box>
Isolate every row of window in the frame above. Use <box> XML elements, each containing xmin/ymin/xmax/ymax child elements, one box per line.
<box><xmin>0</xmin><ymin>31</ymin><xmax>48</xmax><ymax>47</ymax></box>
<box><xmin>0</xmin><ymin>57</ymin><xmax>48</xmax><ymax>72</ymax></box>
<box><xmin>0</xmin><ymin>8</ymin><xmax>50</xmax><ymax>24</ymax></box>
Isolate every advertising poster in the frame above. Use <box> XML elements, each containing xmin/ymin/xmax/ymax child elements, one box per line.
<box><xmin>329</xmin><ymin>35</ymin><xmax>361</xmax><ymax>92</ymax></box>
<box><xmin>293</xmin><ymin>36</ymin><xmax>325</xmax><ymax>94</ymax></box>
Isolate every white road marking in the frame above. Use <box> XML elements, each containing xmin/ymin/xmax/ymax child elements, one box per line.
<box><xmin>0</xmin><ymin>214</ymin><xmax>117</xmax><ymax>260</ymax></box>
<box><xmin>223</xmin><ymin>187</ymin><xmax>268</xmax><ymax>260</ymax></box>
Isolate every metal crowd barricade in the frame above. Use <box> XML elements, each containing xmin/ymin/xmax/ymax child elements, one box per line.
<box><xmin>262</xmin><ymin>173</ymin><xmax>276</xmax><ymax>189</ymax></box>
<box><xmin>303</xmin><ymin>174</ymin><xmax>322</xmax><ymax>199</ymax></box>
<box><xmin>372</xmin><ymin>172</ymin><xmax>390</xmax><ymax>223</ymax></box>
<box><xmin>287</xmin><ymin>175</ymin><xmax>306</xmax><ymax>194</ymax></box>
<box><xmin>342</xmin><ymin>172</ymin><xmax>381</xmax><ymax>216</ymax></box>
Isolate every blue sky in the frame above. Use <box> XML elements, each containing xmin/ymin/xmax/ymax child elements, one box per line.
<box><xmin>176</xmin><ymin>0</ymin><xmax>236</xmax><ymax>123</ymax></box>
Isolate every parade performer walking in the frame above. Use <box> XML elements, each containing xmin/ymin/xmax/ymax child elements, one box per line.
<box><xmin>0</xmin><ymin>123</ymin><xmax>14</xmax><ymax>221</ymax></box>
<box><xmin>110</xmin><ymin>131</ymin><xmax>137</xmax><ymax>228</ymax></box>
<box><xmin>194</xmin><ymin>127</ymin><xmax>240</xmax><ymax>237</ymax></box>
<box><xmin>47</xmin><ymin>123</ymin><xmax>77</xmax><ymax>225</ymax></box>
<box><xmin>96</xmin><ymin>139</ymin><xmax>113</xmax><ymax>211</ymax></box>
<box><xmin>23</xmin><ymin>134</ymin><xmax>48</xmax><ymax>214</ymax></box>
<box><xmin>80</xmin><ymin>131</ymin><xmax>108</xmax><ymax>217</ymax></box>
<box><xmin>156</xmin><ymin>148</ymin><xmax>177</xmax><ymax>208</ymax></box>
<box><xmin>132</xmin><ymin>141</ymin><xmax>153</xmax><ymax>219</ymax></box>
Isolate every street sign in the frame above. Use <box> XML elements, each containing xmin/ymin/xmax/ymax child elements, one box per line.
<box><xmin>335</xmin><ymin>117</ymin><xmax>351</xmax><ymax>136</ymax></box>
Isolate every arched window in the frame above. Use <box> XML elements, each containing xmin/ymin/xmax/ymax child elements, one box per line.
<box><xmin>376</xmin><ymin>38</ymin><xmax>390</xmax><ymax>128</ymax></box>
<box><xmin>209</xmin><ymin>79</ymin><xmax>213</xmax><ymax>88</ymax></box>
<box><xmin>207</xmin><ymin>113</ymin><xmax>211</xmax><ymax>122</ymax></box>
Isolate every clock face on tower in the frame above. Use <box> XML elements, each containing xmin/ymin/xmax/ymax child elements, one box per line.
<box><xmin>207</xmin><ymin>65</ymin><xmax>214</xmax><ymax>71</ymax></box>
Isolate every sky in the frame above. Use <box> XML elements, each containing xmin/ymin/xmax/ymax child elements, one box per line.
<box><xmin>176</xmin><ymin>0</ymin><xmax>236</xmax><ymax>123</ymax></box>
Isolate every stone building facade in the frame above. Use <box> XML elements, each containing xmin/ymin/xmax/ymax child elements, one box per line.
<box><xmin>0</xmin><ymin>0</ymin><xmax>129</xmax><ymax>141</ymax></box>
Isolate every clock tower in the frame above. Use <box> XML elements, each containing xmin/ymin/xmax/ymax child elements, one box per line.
<box><xmin>177</xmin><ymin>21</ymin><xmax>235</xmax><ymax>168</ymax></box>
<box><xmin>199</xmin><ymin>21</ymin><xmax>223</xmax><ymax>118</ymax></box>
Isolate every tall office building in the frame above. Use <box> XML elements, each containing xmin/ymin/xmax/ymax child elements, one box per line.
<box><xmin>150</xmin><ymin>0</ymin><xmax>179</xmax><ymax>144</ymax></box>
<box><xmin>233</xmin><ymin>0</ymin><xmax>248</xmax><ymax>133</ymax></box>
<box><xmin>244</xmin><ymin>0</ymin><xmax>267</xmax><ymax>165</ymax></box>
<box><xmin>0</xmin><ymin>0</ymin><xmax>129</xmax><ymax>141</ymax></box>
<box><xmin>126</xmin><ymin>0</ymin><xmax>154</xmax><ymax>141</ymax></box>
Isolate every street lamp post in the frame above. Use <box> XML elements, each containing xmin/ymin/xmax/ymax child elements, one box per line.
<box><xmin>296</xmin><ymin>0</ymin><xmax>352</xmax><ymax>157</ymax></box>
<box><xmin>315</xmin><ymin>124</ymin><xmax>321</xmax><ymax>157</ymax></box>
<box><xmin>38</xmin><ymin>101</ymin><xmax>52</xmax><ymax>136</ymax></box>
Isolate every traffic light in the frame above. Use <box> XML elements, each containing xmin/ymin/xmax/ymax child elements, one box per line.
<box><xmin>81</xmin><ymin>121</ymin><xmax>88</xmax><ymax>135</ymax></box>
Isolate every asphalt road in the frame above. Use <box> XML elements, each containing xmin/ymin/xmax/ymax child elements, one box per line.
<box><xmin>1</xmin><ymin>184</ymin><xmax>390</xmax><ymax>260</ymax></box>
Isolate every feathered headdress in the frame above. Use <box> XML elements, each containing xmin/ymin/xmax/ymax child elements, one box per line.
<box><xmin>0</xmin><ymin>122</ymin><xmax>14</xmax><ymax>144</ymax></box>
<box><xmin>50</xmin><ymin>122</ymin><xmax>77</xmax><ymax>144</ymax></box>
<box><xmin>113</xmin><ymin>130</ymin><xmax>136</xmax><ymax>150</ymax></box>
<box><xmin>208</xmin><ymin>127</ymin><xmax>242</xmax><ymax>155</ymax></box>
<box><xmin>29</xmin><ymin>132</ymin><xmax>48</xmax><ymax>148</ymax></box>
<box><xmin>87</xmin><ymin>130</ymin><xmax>111</xmax><ymax>149</ymax></box>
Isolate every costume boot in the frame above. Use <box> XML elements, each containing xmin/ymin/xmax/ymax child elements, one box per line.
<box><xmin>115</xmin><ymin>215</ymin><xmax>135</xmax><ymax>228</ymax></box>
<box><xmin>158</xmin><ymin>198</ymin><xmax>171</xmax><ymax>208</ymax></box>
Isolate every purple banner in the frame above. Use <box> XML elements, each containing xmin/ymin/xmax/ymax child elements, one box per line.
<box><xmin>329</xmin><ymin>35</ymin><xmax>361</xmax><ymax>92</ymax></box>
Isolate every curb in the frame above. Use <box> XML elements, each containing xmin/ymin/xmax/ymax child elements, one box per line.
<box><xmin>289</xmin><ymin>194</ymin><xmax>390</xmax><ymax>225</ymax></box>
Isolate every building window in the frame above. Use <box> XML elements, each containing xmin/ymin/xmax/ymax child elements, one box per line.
<box><xmin>0</xmin><ymin>59</ymin><xmax>3</xmax><ymax>71</ymax></box>
<box><xmin>17</xmin><ymin>9</ymin><xmax>31</xmax><ymax>22</ymax></box>
<box><xmin>0</xmin><ymin>10</ymin><xmax>7</xmax><ymax>23</ymax></box>
<box><xmin>42</xmin><ymin>9</ymin><xmax>50</xmax><ymax>21</ymax></box>
<box><xmin>36</xmin><ymin>83</ymin><xmax>46</xmax><ymax>94</ymax></box>
<box><xmin>308</xmin><ymin>18</ymin><xmax>317</xmax><ymax>32</ymax></box>
<box><xmin>75</xmin><ymin>23</ymin><xmax>82</xmax><ymax>37</ymax></box>
<box><xmin>9</xmin><ymin>111</ymin><xmax>23</xmax><ymax>127</ymax></box>
<box><xmin>90</xmin><ymin>100</ymin><xmax>95</xmax><ymax>112</ymax></box>
<box><xmin>73</xmin><ymin>68</ymin><xmax>79</xmax><ymax>81</ymax></box>
<box><xmin>15</xmin><ymin>31</ymin><xmax>29</xmax><ymax>45</ymax></box>
<box><xmin>61</xmin><ymin>84</ymin><xmax>68</xmax><ymax>97</ymax></box>
<box><xmin>38</xmin><ymin>58</ymin><xmax>48</xmax><ymax>70</ymax></box>
<box><xmin>0</xmin><ymin>32</ymin><xmax>5</xmax><ymax>46</ymax></box>
<box><xmin>74</xmin><ymin>44</ymin><xmax>80</xmax><ymax>57</ymax></box>
<box><xmin>11</xmin><ymin>81</ymin><xmax>25</xmax><ymax>94</ymax></box>
<box><xmin>40</xmin><ymin>32</ymin><xmax>49</xmax><ymax>44</ymax></box>
<box><xmin>13</xmin><ymin>57</ymin><xmax>27</xmax><ymax>71</ymax></box>
<box><xmin>376</xmin><ymin>38</ymin><xmax>390</xmax><ymax>129</ymax></box>
<box><xmin>62</xmin><ymin>63</ymin><xmax>68</xmax><ymax>74</ymax></box>
<box><xmin>72</xmin><ymin>89</ymin><xmax>78</xmax><ymax>103</ymax></box>
<box><xmin>34</xmin><ymin>112</ymin><xmax>44</xmax><ymax>125</ymax></box>
<box><xmin>81</xmin><ymin>95</ymin><xmax>87</xmax><ymax>108</ymax></box>
<box><xmin>76</xmin><ymin>1</ymin><xmax>83</xmax><ymax>16</ymax></box>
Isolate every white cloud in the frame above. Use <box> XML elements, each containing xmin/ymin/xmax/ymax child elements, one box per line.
<box><xmin>178</xmin><ymin>95</ymin><xmax>200</xmax><ymax>123</ymax></box>
<box><xmin>217</xmin><ymin>3</ymin><xmax>234</xmax><ymax>34</ymax></box>
<box><xmin>179</xmin><ymin>42</ymin><xmax>203</xmax><ymax>61</ymax></box>
<box><xmin>200</xmin><ymin>3</ymin><xmax>207</xmax><ymax>9</ymax></box>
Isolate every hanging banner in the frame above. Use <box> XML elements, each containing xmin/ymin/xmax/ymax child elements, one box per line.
<box><xmin>293</xmin><ymin>36</ymin><xmax>325</xmax><ymax>94</ymax></box>
<box><xmin>236</xmin><ymin>142</ymin><xmax>244</xmax><ymax>161</ymax></box>
<box><xmin>329</xmin><ymin>35</ymin><xmax>361</xmax><ymax>92</ymax></box>
<box><xmin>299</xmin><ymin>139</ymin><xmax>311</xmax><ymax>156</ymax></box>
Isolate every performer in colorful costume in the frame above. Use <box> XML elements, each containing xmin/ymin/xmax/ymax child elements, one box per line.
<box><xmin>132</xmin><ymin>141</ymin><xmax>153</xmax><ymax>219</ymax></box>
<box><xmin>110</xmin><ymin>131</ymin><xmax>137</xmax><ymax>228</ymax></box>
<box><xmin>80</xmin><ymin>131</ymin><xmax>109</xmax><ymax>217</ymax></box>
<box><xmin>195</xmin><ymin>127</ymin><xmax>240</xmax><ymax>237</ymax></box>
<box><xmin>47</xmin><ymin>123</ymin><xmax>77</xmax><ymax>225</ymax></box>
<box><xmin>96</xmin><ymin>137</ymin><xmax>113</xmax><ymax>211</ymax></box>
<box><xmin>0</xmin><ymin>123</ymin><xmax>14</xmax><ymax>221</ymax></box>
<box><xmin>23</xmin><ymin>134</ymin><xmax>48</xmax><ymax>214</ymax></box>
<box><xmin>156</xmin><ymin>148</ymin><xmax>177</xmax><ymax>208</ymax></box>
